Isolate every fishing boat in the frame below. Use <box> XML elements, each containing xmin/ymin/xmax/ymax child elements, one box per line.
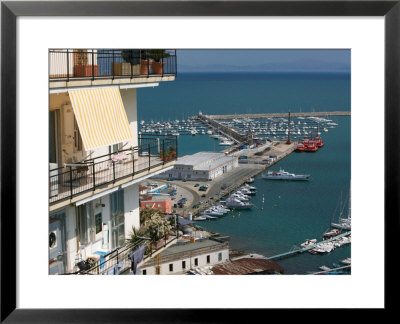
<box><xmin>262</xmin><ymin>169</ymin><xmax>310</xmax><ymax>181</ymax></box>
<box><xmin>245</xmin><ymin>177</ymin><xmax>255</xmax><ymax>183</ymax></box>
<box><xmin>319</xmin><ymin>265</ymin><xmax>331</xmax><ymax>271</ymax></box>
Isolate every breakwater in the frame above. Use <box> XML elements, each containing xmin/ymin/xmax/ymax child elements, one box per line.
<box><xmin>206</xmin><ymin>111</ymin><xmax>351</xmax><ymax>120</ymax></box>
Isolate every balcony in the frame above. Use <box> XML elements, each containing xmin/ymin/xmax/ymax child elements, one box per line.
<box><xmin>49</xmin><ymin>135</ymin><xmax>177</xmax><ymax>206</ymax></box>
<box><xmin>49</xmin><ymin>49</ymin><xmax>177</xmax><ymax>89</ymax></box>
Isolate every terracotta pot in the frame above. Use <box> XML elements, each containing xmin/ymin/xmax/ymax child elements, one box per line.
<box><xmin>140</xmin><ymin>60</ymin><xmax>150</xmax><ymax>75</ymax></box>
<box><xmin>74</xmin><ymin>65</ymin><xmax>98</xmax><ymax>77</ymax></box>
<box><xmin>151</xmin><ymin>61</ymin><xmax>165</xmax><ymax>74</ymax></box>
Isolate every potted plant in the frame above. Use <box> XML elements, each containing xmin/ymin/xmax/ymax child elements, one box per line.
<box><xmin>118</xmin><ymin>49</ymin><xmax>142</xmax><ymax>76</ymax></box>
<box><xmin>73</xmin><ymin>49</ymin><xmax>98</xmax><ymax>77</ymax></box>
<box><xmin>147</xmin><ymin>50</ymin><xmax>170</xmax><ymax>74</ymax></box>
<box><xmin>160</xmin><ymin>147</ymin><xmax>176</xmax><ymax>162</ymax></box>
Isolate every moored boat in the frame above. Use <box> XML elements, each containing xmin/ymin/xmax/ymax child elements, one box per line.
<box><xmin>262</xmin><ymin>169</ymin><xmax>310</xmax><ymax>181</ymax></box>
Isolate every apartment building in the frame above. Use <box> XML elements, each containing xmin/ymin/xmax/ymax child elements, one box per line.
<box><xmin>48</xmin><ymin>49</ymin><xmax>177</xmax><ymax>274</ymax></box>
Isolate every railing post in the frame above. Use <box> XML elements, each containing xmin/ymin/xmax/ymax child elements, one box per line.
<box><xmin>112</xmin><ymin>161</ymin><xmax>116</xmax><ymax>183</ymax></box>
<box><xmin>132</xmin><ymin>147</ymin><xmax>135</xmax><ymax>176</ymax></box>
<box><xmin>148</xmin><ymin>144</ymin><xmax>151</xmax><ymax>170</ymax></box>
<box><xmin>92</xmin><ymin>161</ymin><xmax>96</xmax><ymax>191</ymax></box>
<box><xmin>162</xmin><ymin>139</ymin><xmax>165</xmax><ymax>165</ymax></box>
<box><xmin>91</xmin><ymin>50</ymin><xmax>94</xmax><ymax>81</ymax></box>
<box><xmin>66</xmin><ymin>49</ymin><xmax>69</xmax><ymax>81</ymax></box>
<box><xmin>175</xmin><ymin>135</ymin><xmax>178</xmax><ymax>160</ymax></box>
<box><xmin>69</xmin><ymin>166</ymin><xmax>73</xmax><ymax>198</ymax></box>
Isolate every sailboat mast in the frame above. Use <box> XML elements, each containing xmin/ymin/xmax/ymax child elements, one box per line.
<box><xmin>286</xmin><ymin>109</ymin><xmax>291</xmax><ymax>144</ymax></box>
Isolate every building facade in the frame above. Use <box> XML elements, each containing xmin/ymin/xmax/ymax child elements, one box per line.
<box><xmin>137</xmin><ymin>238</ymin><xmax>230</xmax><ymax>275</ymax></box>
<box><xmin>140</xmin><ymin>195</ymin><xmax>173</xmax><ymax>214</ymax></box>
<box><xmin>157</xmin><ymin>152</ymin><xmax>239</xmax><ymax>181</ymax></box>
<box><xmin>48</xmin><ymin>49</ymin><xmax>177</xmax><ymax>274</ymax></box>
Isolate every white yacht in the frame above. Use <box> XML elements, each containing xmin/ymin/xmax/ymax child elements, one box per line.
<box><xmin>262</xmin><ymin>169</ymin><xmax>310</xmax><ymax>181</ymax></box>
<box><xmin>225</xmin><ymin>197</ymin><xmax>253</xmax><ymax>210</ymax></box>
<box><xmin>219</xmin><ymin>139</ymin><xmax>234</xmax><ymax>146</ymax></box>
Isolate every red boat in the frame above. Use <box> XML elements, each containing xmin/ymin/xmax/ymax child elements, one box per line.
<box><xmin>314</xmin><ymin>125</ymin><xmax>324</xmax><ymax>147</ymax></box>
<box><xmin>295</xmin><ymin>142</ymin><xmax>306</xmax><ymax>152</ymax></box>
<box><xmin>304</xmin><ymin>140</ymin><xmax>318</xmax><ymax>152</ymax></box>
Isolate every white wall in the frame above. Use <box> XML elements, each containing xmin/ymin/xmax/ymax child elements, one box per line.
<box><xmin>137</xmin><ymin>247</ymin><xmax>230</xmax><ymax>275</ymax></box>
<box><xmin>123</xmin><ymin>183</ymin><xmax>140</xmax><ymax>239</ymax></box>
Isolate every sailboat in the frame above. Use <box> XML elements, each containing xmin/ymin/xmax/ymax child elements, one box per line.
<box><xmin>331</xmin><ymin>190</ymin><xmax>351</xmax><ymax>230</ymax></box>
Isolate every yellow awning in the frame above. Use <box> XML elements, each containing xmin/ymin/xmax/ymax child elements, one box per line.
<box><xmin>68</xmin><ymin>87</ymin><xmax>132</xmax><ymax>150</ymax></box>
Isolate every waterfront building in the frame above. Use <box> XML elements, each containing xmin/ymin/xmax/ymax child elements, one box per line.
<box><xmin>157</xmin><ymin>151</ymin><xmax>239</xmax><ymax>181</ymax></box>
<box><xmin>137</xmin><ymin>238</ymin><xmax>230</xmax><ymax>275</ymax></box>
<box><xmin>140</xmin><ymin>195</ymin><xmax>173</xmax><ymax>214</ymax></box>
<box><xmin>48</xmin><ymin>49</ymin><xmax>177</xmax><ymax>274</ymax></box>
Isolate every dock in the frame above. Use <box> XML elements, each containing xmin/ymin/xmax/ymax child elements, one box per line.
<box><xmin>196</xmin><ymin>114</ymin><xmax>247</xmax><ymax>144</ymax></box>
<box><xmin>265</xmin><ymin>231</ymin><xmax>351</xmax><ymax>261</ymax></box>
<box><xmin>205</xmin><ymin>111</ymin><xmax>351</xmax><ymax>120</ymax></box>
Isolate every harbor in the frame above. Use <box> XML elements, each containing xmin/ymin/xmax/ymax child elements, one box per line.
<box><xmin>143</xmin><ymin>112</ymin><xmax>351</xmax><ymax>274</ymax></box>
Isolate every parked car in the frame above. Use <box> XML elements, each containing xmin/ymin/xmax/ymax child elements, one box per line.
<box><xmin>201</xmin><ymin>194</ymin><xmax>206</xmax><ymax>198</ymax></box>
<box><xmin>194</xmin><ymin>184</ymin><xmax>200</xmax><ymax>187</ymax></box>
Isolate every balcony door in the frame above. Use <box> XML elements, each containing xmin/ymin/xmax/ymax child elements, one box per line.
<box><xmin>111</xmin><ymin>190</ymin><xmax>125</xmax><ymax>249</ymax></box>
<box><xmin>49</xmin><ymin>110</ymin><xmax>61</xmax><ymax>166</ymax></box>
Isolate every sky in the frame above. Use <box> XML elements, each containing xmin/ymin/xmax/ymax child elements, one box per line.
<box><xmin>177</xmin><ymin>49</ymin><xmax>350</xmax><ymax>73</ymax></box>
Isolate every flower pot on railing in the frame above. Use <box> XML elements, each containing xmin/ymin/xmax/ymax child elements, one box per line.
<box><xmin>74</xmin><ymin>65</ymin><xmax>99</xmax><ymax>77</ymax></box>
<box><xmin>112</xmin><ymin>62</ymin><xmax>132</xmax><ymax>76</ymax></box>
<box><xmin>140</xmin><ymin>60</ymin><xmax>150</xmax><ymax>75</ymax></box>
<box><xmin>152</xmin><ymin>239</ymin><xmax>165</xmax><ymax>250</ymax></box>
<box><xmin>151</xmin><ymin>61</ymin><xmax>165</xmax><ymax>74</ymax></box>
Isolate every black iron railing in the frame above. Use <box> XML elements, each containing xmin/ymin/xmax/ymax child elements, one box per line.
<box><xmin>49</xmin><ymin>49</ymin><xmax>177</xmax><ymax>80</ymax></box>
<box><xmin>49</xmin><ymin>135</ymin><xmax>177</xmax><ymax>205</ymax></box>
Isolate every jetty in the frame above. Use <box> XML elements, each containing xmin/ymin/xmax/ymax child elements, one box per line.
<box><xmin>265</xmin><ymin>231</ymin><xmax>351</xmax><ymax>261</ymax></box>
<box><xmin>196</xmin><ymin>114</ymin><xmax>246</xmax><ymax>144</ymax></box>
<box><xmin>206</xmin><ymin>111</ymin><xmax>351</xmax><ymax>120</ymax></box>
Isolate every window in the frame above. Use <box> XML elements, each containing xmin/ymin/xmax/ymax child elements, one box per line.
<box><xmin>95</xmin><ymin>213</ymin><xmax>102</xmax><ymax>234</ymax></box>
<box><xmin>111</xmin><ymin>190</ymin><xmax>125</xmax><ymax>249</ymax></box>
<box><xmin>194</xmin><ymin>258</ymin><xmax>198</xmax><ymax>266</ymax></box>
<box><xmin>218</xmin><ymin>253</ymin><xmax>222</xmax><ymax>261</ymax></box>
<box><xmin>206</xmin><ymin>255</ymin><xmax>210</xmax><ymax>264</ymax></box>
<box><xmin>182</xmin><ymin>261</ymin><xmax>186</xmax><ymax>269</ymax></box>
<box><xmin>142</xmin><ymin>269</ymin><xmax>147</xmax><ymax>275</ymax></box>
<box><xmin>73</xmin><ymin>116</ymin><xmax>83</xmax><ymax>152</ymax></box>
<box><xmin>169</xmin><ymin>264</ymin><xmax>173</xmax><ymax>272</ymax></box>
<box><xmin>77</xmin><ymin>205</ymin><xmax>88</xmax><ymax>245</ymax></box>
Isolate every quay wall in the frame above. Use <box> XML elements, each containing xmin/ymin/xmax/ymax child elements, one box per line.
<box><xmin>191</xmin><ymin>142</ymin><xmax>296</xmax><ymax>217</ymax></box>
<box><xmin>206</xmin><ymin>111</ymin><xmax>351</xmax><ymax>120</ymax></box>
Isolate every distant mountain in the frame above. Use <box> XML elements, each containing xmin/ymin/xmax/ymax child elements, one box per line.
<box><xmin>178</xmin><ymin>62</ymin><xmax>350</xmax><ymax>73</ymax></box>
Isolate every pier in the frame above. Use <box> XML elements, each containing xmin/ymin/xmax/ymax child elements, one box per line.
<box><xmin>265</xmin><ymin>231</ymin><xmax>351</xmax><ymax>261</ymax></box>
<box><xmin>205</xmin><ymin>111</ymin><xmax>351</xmax><ymax>120</ymax></box>
<box><xmin>196</xmin><ymin>114</ymin><xmax>247</xmax><ymax>144</ymax></box>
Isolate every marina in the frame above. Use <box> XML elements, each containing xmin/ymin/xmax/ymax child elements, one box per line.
<box><xmin>136</xmin><ymin>71</ymin><xmax>351</xmax><ymax>275</ymax></box>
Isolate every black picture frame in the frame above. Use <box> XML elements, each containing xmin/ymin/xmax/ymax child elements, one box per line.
<box><xmin>1</xmin><ymin>0</ymin><xmax>397</xmax><ymax>322</ymax></box>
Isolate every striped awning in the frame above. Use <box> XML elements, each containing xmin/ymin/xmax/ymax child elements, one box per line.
<box><xmin>68</xmin><ymin>87</ymin><xmax>132</xmax><ymax>150</ymax></box>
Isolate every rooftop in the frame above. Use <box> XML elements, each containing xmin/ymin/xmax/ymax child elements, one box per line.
<box><xmin>176</xmin><ymin>152</ymin><xmax>237</xmax><ymax>171</ymax></box>
<box><xmin>212</xmin><ymin>258</ymin><xmax>284</xmax><ymax>275</ymax></box>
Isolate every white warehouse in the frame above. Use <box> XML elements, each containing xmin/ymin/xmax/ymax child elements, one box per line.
<box><xmin>157</xmin><ymin>152</ymin><xmax>239</xmax><ymax>181</ymax></box>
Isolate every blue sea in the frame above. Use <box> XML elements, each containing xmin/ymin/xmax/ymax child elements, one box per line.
<box><xmin>138</xmin><ymin>72</ymin><xmax>351</xmax><ymax>274</ymax></box>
